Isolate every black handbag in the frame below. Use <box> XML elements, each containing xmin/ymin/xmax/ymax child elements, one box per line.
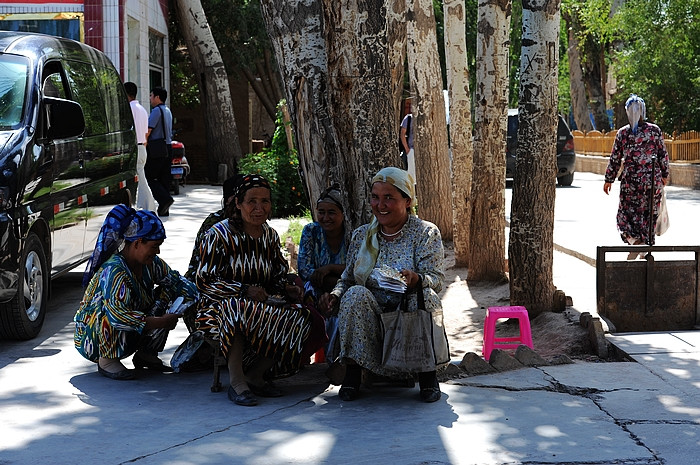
<box><xmin>146</xmin><ymin>106</ymin><xmax>171</xmax><ymax>159</ymax></box>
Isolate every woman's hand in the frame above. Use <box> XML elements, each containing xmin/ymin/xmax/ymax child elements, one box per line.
<box><xmin>401</xmin><ymin>269</ymin><xmax>420</xmax><ymax>289</ymax></box>
<box><xmin>662</xmin><ymin>177</ymin><xmax>669</xmax><ymax>186</ymax></box>
<box><xmin>319</xmin><ymin>293</ymin><xmax>338</xmax><ymax>316</ymax></box>
<box><xmin>145</xmin><ymin>313</ymin><xmax>179</xmax><ymax>331</ymax></box>
<box><xmin>246</xmin><ymin>285</ymin><xmax>268</xmax><ymax>302</ymax></box>
<box><xmin>603</xmin><ymin>182</ymin><xmax>612</xmax><ymax>195</ymax></box>
<box><xmin>285</xmin><ymin>283</ymin><xmax>303</xmax><ymax>303</ymax></box>
<box><xmin>310</xmin><ymin>267</ymin><xmax>330</xmax><ymax>290</ymax></box>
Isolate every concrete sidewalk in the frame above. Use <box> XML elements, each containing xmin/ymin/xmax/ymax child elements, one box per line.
<box><xmin>1</xmin><ymin>181</ymin><xmax>699</xmax><ymax>465</ymax></box>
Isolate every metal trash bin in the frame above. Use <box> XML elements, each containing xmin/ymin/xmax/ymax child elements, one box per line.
<box><xmin>596</xmin><ymin>245</ymin><xmax>700</xmax><ymax>332</ymax></box>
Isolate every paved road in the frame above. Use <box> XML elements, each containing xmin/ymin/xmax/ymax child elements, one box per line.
<box><xmin>1</xmin><ymin>178</ymin><xmax>700</xmax><ymax>465</ymax></box>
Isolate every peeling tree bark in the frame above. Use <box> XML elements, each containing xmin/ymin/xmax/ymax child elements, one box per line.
<box><xmin>508</xmin><ymin>0</ymin><xmax>560</xmax><ymax>316</ymax></box>
<box><xmin>469</xmin><ymin>0</ymin><xmax>510</xmax><ymax>280</ymax></box>
<box><xmin>564</xmin><ymin>14</ymin><xmax>593</xmax><ymax>132</ymax></box>
<box><xmin>444</xmin><ymin>0</ymin><xmax>474</xmax><ymax>265</ymax></box>
<box><xmin>173</xmin><ymin>0</ymin><xmax>240</xmax><ymax>181</ymax></box>
<box><xmin>260</xmin><ymin>0</ymin><xmax>405</xmax><ymax>228</ymax></box>
<box><xmin>407</xmin><ymin>0</ymin><xmax>453</xmax><ymax>240</ymax></box>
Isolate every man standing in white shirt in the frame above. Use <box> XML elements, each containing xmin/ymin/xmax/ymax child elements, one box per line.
<box><xmin>124</xmin><ymin>82</ymin><xmax>156</xmax><ymax>211</ymax></box>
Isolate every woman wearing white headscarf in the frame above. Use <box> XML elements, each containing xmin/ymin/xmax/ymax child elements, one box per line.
<box><xmin>603</xmin><ymin>94</ymin><xmax>669</xmax><ymax>257</ymax></box>
<box><xmin>320</xmin><ymin>167</ymin><xmax>446</xmax><ymax>403</ymax></box>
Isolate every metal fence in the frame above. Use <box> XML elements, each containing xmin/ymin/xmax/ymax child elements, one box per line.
<box><xmin>573</xmin><ymin>130</ymin><xmax>700</xmax><ymax>162</ymax></box>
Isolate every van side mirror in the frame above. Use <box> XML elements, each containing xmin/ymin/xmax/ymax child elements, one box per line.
<box><xmin>43</xmin><ymin>96</ymin><xmax>85</xmax><ymax>139</ymax></box>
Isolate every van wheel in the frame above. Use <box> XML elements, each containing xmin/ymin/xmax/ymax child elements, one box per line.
<box><xmin>558</xmin><ymin>173</ymin><xmax>574</xmax><ymax>186</ymax></box>
<box><xmin>0</xmin><ymin>233</ymin><xmax>48</xmax><ymax>340</ymax></box>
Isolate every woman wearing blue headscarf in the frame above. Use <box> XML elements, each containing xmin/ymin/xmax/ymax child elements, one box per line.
<box><xmin>74</xmin><ymin>205</ymin><xmax>198</xmax><ymax>380</ymax></box>
<box><xmin>604</xmin><ymin>94</ymin><xmax>669</xmax><ymax>258</ymax></box>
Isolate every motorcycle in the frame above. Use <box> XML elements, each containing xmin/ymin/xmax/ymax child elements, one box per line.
<box><xmin>170</xmin><ymin>139</ymin><xmax>190</xmax><ymax>195</ymax></box>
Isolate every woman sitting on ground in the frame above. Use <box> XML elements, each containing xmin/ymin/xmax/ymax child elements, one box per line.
<box><xmin>297</xmin><ymin>183</ymin><xmax>348</xmax><ymax>362</ymax></box>
<box><xmin>74</xmin><ymin>205</ymin><xmax>198</xmax><ymax>380</ymax></box>
<box><xmin>195</xmin><ymin>174</ymin><xmax>326</xmax><ymax>407</ymax></box>
<box><xmin>320</xmin><ymin>167</ymin><xmax>447</xmax><ymax>403</ymax></box>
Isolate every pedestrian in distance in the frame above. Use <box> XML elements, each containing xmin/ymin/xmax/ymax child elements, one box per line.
<box><xmin>124</xmin><ymin>81</ymin><xmax>156</xmax><ymax>212</ymax></box>
<box><xmin>603</xmin><ymin>94</ymin><xmax>669</xmax><ymax>259</ymax></box>
<box><xmin>145</xmin><ymin>86</ymin><xmax>174</xmax><ymax>217</ymax></box>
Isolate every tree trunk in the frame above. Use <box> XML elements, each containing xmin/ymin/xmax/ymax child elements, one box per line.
<box><xmin>260</xmin><ymin>0</ymin><xmax>405</xmax><ymax>229</ymax></box>
<box><xmin>581</xmin><ymin>38</ymin><xmax>609</xmax><ymax>131</ymax></box>
<box><xmin>508</xmin><ymin>0</ymin><xmax>560</xmax><ymax>317</ymax></box>
<box><xmin>564</xmin><ymin>15</ymin><xmax>593</xmax><ymax>132</ymax></box>
<box><xmin>407</xmin><ymin>0</ymin><xmax>453</xmax><ymax>240</ymax></box>
<box><xmin>241</xmin><ymin>66</ymin><xmax>277</xmax><ymax>121</ymax></box>
<box><xmin>444</xmin><ymin>0</ymin><xmax>474</xmax><ymax>266</ymax></box>
<box><xmin>468</xmin><ymin>0</ymin><xmax>509</xmax><ymax>280</ymax></box>
<box><xmin>173</xmin><ymin>0</ymin><xmax>240</xmax><ymax>181</ymax></box>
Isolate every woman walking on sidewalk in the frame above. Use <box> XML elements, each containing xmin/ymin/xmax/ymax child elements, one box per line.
<box><xmin>603</xmin><ymin>94</ymin><xmax>669</xmax><ymax>257</ymax></box>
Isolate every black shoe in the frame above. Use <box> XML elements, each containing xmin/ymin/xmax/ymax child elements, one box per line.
<box><xmin>157</xmin><ymin>198</ymin><xmax>174</xmax><ymax>216</ymax></box>
<box><xmin>418</xmin><ymin>371</ymin><xmax>441</xmax><ymax>403</ymax></box>
<box><xmin>133</xmin><ymin>352</ymin><xmax>174</xmax><ymax>372</ymax></box>
<box><xmin>419</xmin><ymin>387</ymin><xmax>442</xmax><ymax>403</ymax></box>
<box><xmin>248</xmin><ymin>381</ymin><xmax>283</xmax><ymax>398</ymax></box>
<box><xmin>338</xmin><ymin>385</ymin><xmax>360</xmax><ymax>401</ymax></box>
<box><xmin>228</xmin><ymin>386</ymin><xmax>258</xmax><ymax>406</ymax></box>
<box><xmin>98</xmin><ymin>364</ymin><xmax>136</xmax><ymax>380</ymax></box>
<box><xmin>338</xmin><ymin>364</ymin><xmax>361</xmax><ymax>401</ymax></box>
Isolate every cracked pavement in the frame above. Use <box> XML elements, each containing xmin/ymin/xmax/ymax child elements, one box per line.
<box><xmin>2</xmin><ymin>178</ymin><xmax>700</xmax><ymax>464</ymax></box>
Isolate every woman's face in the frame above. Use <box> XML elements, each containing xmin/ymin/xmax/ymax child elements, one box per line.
<box><xmin>236</xmin><ymin>187</ymin><xmax>272</xmax><ymax>227</ymax></box>
<box><xmin>132</xmin><ymin>239</ymin><xmax>163</xmax><ymax>265</ymax></box>
<box><xmin>316</xmin><ymin>201</ymin><xmax>344</xmax><ymax>235</ymax></box>
<box><xmin>370</xmin><ymin>181</ymin><xmax>410</xmax><ymax>229</ymax></box>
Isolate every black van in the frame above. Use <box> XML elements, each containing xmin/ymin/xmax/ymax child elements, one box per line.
<box><xmin>0</xmin><ymin>32</ymin><xmax>137</xmax><ymax>339</ymax></box>
<box><xmin>505</xmin><ymin>108</ymin><xmax>577</xmax><ymax>186</ymax></box>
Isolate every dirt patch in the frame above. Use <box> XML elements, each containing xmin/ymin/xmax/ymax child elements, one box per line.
<box><xmin>440</xmin><ymin>244</ymin><xmax>598</xmax><ymax>362</ymax></box>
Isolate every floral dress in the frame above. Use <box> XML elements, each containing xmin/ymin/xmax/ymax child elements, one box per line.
<box><xmin>74</xmin><ymin>254</ymin><xmax>198</xmax><ymax>362</ymax></box>
<box><xmin>195</xmin><ymin>220</ymin><xmax>322</xmax><ymax>377</ymax></box>
<box><xmin>331</xmin><ymin>215</ymin><xmax>445</xmax><ymax>377</ymax></box>
<box><xmin>605</xmin><ymin>122</ymin><xmax>669</xmax><ymax>245</ymax></box>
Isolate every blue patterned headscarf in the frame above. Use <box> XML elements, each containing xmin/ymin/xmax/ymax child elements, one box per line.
<box><xmin>82</xmin><ymin>205</ymin><xmax>165</xmax><ymax>286</ymax></box>
<box><xmin>625</xmin><ymin>94</ymin><xmax>646</xmax><ymax>134</ymax></box>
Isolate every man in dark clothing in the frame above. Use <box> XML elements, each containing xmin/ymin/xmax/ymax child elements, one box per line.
<box><xmin>145</xmin><ymin>86</ymin><xmax>174</xmax><ymax>216</ymax></box>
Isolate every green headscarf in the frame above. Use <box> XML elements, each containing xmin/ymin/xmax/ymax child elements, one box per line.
<box><xmin>353</xmin><ymin>167</ymin><xmax>415</xmax><ymax>285</ymax></box>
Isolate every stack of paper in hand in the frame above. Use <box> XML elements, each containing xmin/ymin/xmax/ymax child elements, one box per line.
<box><xmin>371</xmin><ymin>265</ymin><xmax>407</xmax><ymax>293</ymax></box>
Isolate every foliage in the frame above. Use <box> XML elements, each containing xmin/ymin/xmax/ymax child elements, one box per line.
<box><xmin>168</xmin><ymin>7</ymin><xmax>200</xmax><ymax>107</ymax></box>
<box><xmin>283</xmin><ymin>216</ymin><xmax>311</xmax><ymax>244</ymax></box>
<box><xmin>201</xmin><ymin>0</ymin><xmax>270</xmax><ymax>78</ymax></box>
<box><xmin>613</xmin><ymin>0</ymin><xmax>700</xmax><ymax>132</ymax></box>
<box><xmin>238</xmin><ymin>104</ymin><xmax>310</xmax><ymax>217</ymax></box>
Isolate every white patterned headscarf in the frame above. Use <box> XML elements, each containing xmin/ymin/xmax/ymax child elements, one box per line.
<box><xmin>625</xmin><ymin>94</ymin><xmax>646</xmax><ymax>134</ymax></box>
<box><xmin>353</xmin><ymin>167</ymin><xmax>415</xmax><ymax>285</ymax></box>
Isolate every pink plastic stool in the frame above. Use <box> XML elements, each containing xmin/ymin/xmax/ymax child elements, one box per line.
<box><xmin>482</xmin><ymin>306</ymin><xmax>533</xmax><ymax>361</ymax></box>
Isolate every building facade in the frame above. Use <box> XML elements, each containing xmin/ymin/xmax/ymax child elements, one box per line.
<box><xmin>0</xmin><ymin>0</ymin><xmax>170</xmax><ymax>109</ymax></box>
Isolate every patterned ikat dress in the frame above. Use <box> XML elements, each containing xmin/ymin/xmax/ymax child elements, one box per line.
<box><xmin>74</xmin><ymin>254</ymin><xmax>197</xmax><ymax>362</ymax></box>
<box><xmin>195</xmin><ymin>220</ymin><xmax>315</xmax><ymax>376</ymax></box>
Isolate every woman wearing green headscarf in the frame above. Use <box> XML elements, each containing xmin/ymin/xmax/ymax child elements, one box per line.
<box><xmin>320</xmin><ymin>167</ymin><xmax>446</xmax><ymax>403</ymax></box>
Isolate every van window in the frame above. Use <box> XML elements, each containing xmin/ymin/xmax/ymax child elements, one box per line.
<box><xmin>0</xmin><ymin>54</ymin><xmax>29</xmax><ymax>129</ymax></box>
<box><xmin>62</xmin><ymin>60</ymin><xmax>108</xmax><ymax>136</ymax></box>
<box><xmin>99</xmin><ymin>66</ymin><xmax>133</xmax><ymax>134</ymax></box>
